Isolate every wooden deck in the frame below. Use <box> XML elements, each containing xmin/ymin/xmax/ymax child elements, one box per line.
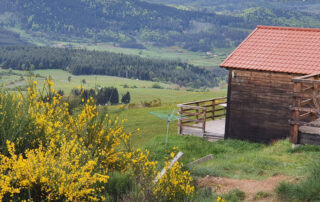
<box><xmin>177</xmin><ymin>97</ymin><xmax>227</xmax><ymax>142</ymax></box>
<box><xmin>179</xmin><ymin>118</ymin><xmax>225</xmax><ymax>141</ymax></box>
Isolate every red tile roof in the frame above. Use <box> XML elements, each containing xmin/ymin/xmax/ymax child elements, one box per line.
<box><xmin>220</xmin><ymin>25</ymin><xmax>320</xmax><ymax>74</ymax></box>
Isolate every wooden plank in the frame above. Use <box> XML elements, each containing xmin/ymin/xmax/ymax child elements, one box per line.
<box><xmin>155</xmin><ymin>152</ymin><xmax>184</xmax><ymax>183</ymax></box>
<box><xmin>177</xmin><ymin>104</ymin><xmax>206</xmax><ymax>110</ymax></box>
<box><xmin>214</xmin><ymin>108</ymin><xmax>226</xmax><ymax>112</ymax></box>
<box><xmin>301</xmin><ymin>99</ymin><xmax>312</xmax><ymax>106</ymax></box>
<box><xmin>180</xmin><ymin>118</ymin><xmax>203</xmax><ymax>123</ymax></box>
<box><xmin>186</xmin><ymin>154</ymin><xmax>213</xmax><ymax>167</ymax></box>
<box><xmin>201</xmin><ymin>104</ymin><xmax>215</xmax><ymax>108</ymax></box>
<box><xmin>290</xmin><ymin>82</ymin><xmax>301</xmax><ymax>144</ymax></box>
<box><xmin>299</xmin><ymin>112</ymin><xmax>312</xmax><ymax>119</ymax></box>
<box><xmin>214</xmin><ymin>114</ymin><xmax>226</xmax><ymax>118</ymax></box>
<box><xmin>292</xmin><ymin>72</ymin><xmax>320</xmax><ymax>81</ymax></box>
<box><xmin>181</xmin><ymin>125</ymin><xmax>203</xmax><ymax>129</ymax></box>
<box><xmin>292</xmin><ymin>78</ymin><xmax>320</xmax><ymax>84</ymax></box>
<box><xmin>289</xmin><ymin>106</ymin><xmax>319</xmax><ymax>113</ymax></box>
<box><xmin>301</xmin><ymin>86</ymin><xmax>313</xmax><ymax>92</ymax></box>
<box><xmin>212</xmin><ymin>100</ymin><xmax>215</xmax><ymax>120</ymax></box>
<box><xmin>293</xmin><ymin>92</ymin><xmax>320</xmax><ymax>99</ymax></box>
<box><xmin>180</xmin><ymin>97</ymin><xmax>227</xmax><ymax>105</ymax></box>
<box><xmin>182</xmin><ymin>111</ymin><xmax>203</xmax><ymax>116</ymax></box>
<box><xmin>299</xmin><ymin>133</ymin><xmax>320</xmax><ymax>145</ymax></box>
<box><xmin>196</xmin><ymin>102</ymin><xmax>200</xmax><ymax>120</ymax></box>
<box><xmin>202</xmin><ymin>110</ymin><xmax>206</xmax><ymax>133</ymax></box>
<box><xmin>181</xmin><ymin>120</ymin><xmax>195</xmax><ymax>124</ymax></box>
<box><xmin>290</xmin><ymin>120</ymin><xmax>320</xmax><ymax>127</ymax></box>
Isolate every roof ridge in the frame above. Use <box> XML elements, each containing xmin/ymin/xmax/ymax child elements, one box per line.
<box><xmin>257</xmin><ymin>25</ymin><xmax>320</xmax><ymax>32</ymax></box>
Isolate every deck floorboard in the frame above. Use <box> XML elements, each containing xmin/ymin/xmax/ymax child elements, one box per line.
<box><xmin>180</xmin><ymin>118</ymin><xmax>225</xmax><ymax>141</ymax></box>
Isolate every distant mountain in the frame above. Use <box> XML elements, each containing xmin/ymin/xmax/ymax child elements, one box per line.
<box><xmin>145</xmin><ymin>0</ymin><xmax>320</xmax><ymax>14</ymax></box>
<box><xmin>1</xmin><ymin>0</ymin><xmax>320</xmax><ymax>51</ymax></box>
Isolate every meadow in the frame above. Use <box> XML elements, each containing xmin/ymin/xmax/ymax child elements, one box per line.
<box><xmin>1</xmin><ymin>69</ymin><xmax>320</xmax><ymax>201</ymax></box>
<box><xmin>5</xmin><ymin>27</ymin><xmax>232</xmax><ymax>68</ymax></box>
<box><xmin>1</xmin><ymin>69</ymin><xmax>226</xmax><ymax>104</ymax></box>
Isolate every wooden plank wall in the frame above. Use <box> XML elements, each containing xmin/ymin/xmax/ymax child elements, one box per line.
<box><xmin>227</xmin><ymin>69</ymin><xmax>301</xmax><ymax>143</ymax></box>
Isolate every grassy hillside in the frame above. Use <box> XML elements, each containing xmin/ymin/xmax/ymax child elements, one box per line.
<box><xmin>0</xmin><ymin>69</ymin><xmax>226</xmax><ymax>104</ymax></box>
<box><xmin>0</xmin><ymin>46</ymin><xmax>227</xmax><ymax>88</ymax></box>
<box><xmin>3</xmin><ymin>0</ymin><xmax>320</xmax><ymax>53</ymax></box>
<box><xmin>0</xmin><ymin>28</ymin><xmax>27</xmax><ymax>46</ymax></box>
<box><xmin>1</xmin><ymin>69</ymin><xmax>320</xmax><ymax>201</ymax></box>
<box><xmin>146</xmin><ymin>0</ymin><xmax>320</xmax><ymax>14</ymax></box>
<box><xmin>0</xmin><ymin>0</ymin><xmax>248</xmax><ymax>52</ymax></box>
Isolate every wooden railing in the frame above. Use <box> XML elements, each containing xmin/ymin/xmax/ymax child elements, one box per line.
<box><xmin>177</xmin><ymin>97</ymin><xmax>227</xmax><ymax>134</ymax></box>
<box><xmin>290</xmin><ymin>72</ymin><xmax>320</xmax><ymax>143</ymax></box>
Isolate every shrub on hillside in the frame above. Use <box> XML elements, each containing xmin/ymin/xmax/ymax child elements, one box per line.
<box><xmin>0</xmin><ymin>81</ymin><xmax>194</xmax><ymax>201</ymax></box>
<box><xmin>121</xmin><ymin>91</ymin><xmax>131</xmax><ymax>104</ymax></box>
<box><xmin>151</xmin><ymin>83</ymin><xmax>163</xmax><ymax>89</ymax></box>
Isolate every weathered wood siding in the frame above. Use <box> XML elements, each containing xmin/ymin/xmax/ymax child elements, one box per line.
<box><xmin>226</xmin><ymin>69</ymin><xmax>301</xmax><ymax>143</ymax></box>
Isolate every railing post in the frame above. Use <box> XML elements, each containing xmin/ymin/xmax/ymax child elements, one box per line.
<box><xmin>202</xmin><ymin>108</ymin><xmax>206</xmax><ymax>134</ymax></box>
<box><xmin>312</xmin><ymin>83</ymin><xmax>319</xmax><ymax>121</ymax></box>
<box><xmin>212</xmin><ymin>99</ymin><xmax>215</xmax><ymax>120</ymax></box>
<box><xmin>178</xmin><ymin>106</ymin><xmax>183</xmax><ymax>134</ymax></box>
<box><xmin>290</xmin><ymin>82</ymin><xmax>301</xmax><ymax>144</ymax></box>
<box><xmin>196</xmin><ymin>102</ymin><xmax>199</xmax><ymax>121</ymax></box>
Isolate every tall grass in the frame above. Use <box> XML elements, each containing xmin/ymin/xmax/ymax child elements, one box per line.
<box><xmin>276</xmin><ymin>160</ymin><xmax>320</xmax><ymax>201</ymax></box>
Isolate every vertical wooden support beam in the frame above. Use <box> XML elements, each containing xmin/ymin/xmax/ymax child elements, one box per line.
<box><xmin>196</xmin><ymin>103</ymin><xmax>199</xmax><ymax>121</ymax></box>
<box><xmin>224</xmin><ymin>70</ymin><xmax>233</xmax><ymax>140</ymax></box>
<box><xmin>290</xmin><ymin>82</ymin><xmax>301</xmax><ymax>144</ymax></box>
<box><xmin>202</xmin><ymin>108</ymin><xmax>206</xmax><ymax>134</ymax></box>
<box><xmin>312</xmin><ymin>83</ymin><xmax>319</xmax><ymax>121</ymax></box>
<box><xmin>212</xmin><ymin>99</ymin><xmax>215</xmax><ymax>120</ymax></box>
<box><xmin>178</xmin><ymin>106</ymin><xmax>182</xmax><ymax>134</ymax></box>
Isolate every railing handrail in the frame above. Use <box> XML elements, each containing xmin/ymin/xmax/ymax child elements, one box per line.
<box><xmin>177</xmin><ymin>104</ymin><xmax>206</xmax><ymax>110</ymax></box>
<box><xmin>180</xmin><ymin>97</ymin><xmax>227</xmax><ymax>106</ymax></box>
<box><xmin>177</xmin><ymin>96</ymin><xmax>227</xmax><ymax>135</ymax></box>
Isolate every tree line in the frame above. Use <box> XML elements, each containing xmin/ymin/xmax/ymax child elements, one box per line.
<box><xmin>71</xmin><ymin>87</ymin><xmax>130</xmax><ymax>105</ymax></box>
<box><xmin>0</xmin><ymin>46</ymin><xmax>227</xmax><ymax>88</ymax></box>
<box><xmin>2</xmin><ymin>0</ymin><xmax>320</xmax><ymax>52</ymax></box>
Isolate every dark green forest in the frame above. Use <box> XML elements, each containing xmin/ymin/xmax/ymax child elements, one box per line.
<box><xmin>146</xmin><ymin>0</ymin><xmax>320</xmax><ymax>13</ymax></box>
<box><xmin>2</xmin><ymin>0</ymin><xmax>320</xmax><ymax>51</ymax></box>
<box><xmin>0</xmin><ymin>46</ymin><xmax>226</xmax><ymax>88</ymax></box>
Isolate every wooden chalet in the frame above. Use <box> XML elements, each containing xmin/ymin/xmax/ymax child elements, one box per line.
<box><xmin>178</xmin><ymin>25</ymin><xmax>320</xmax><ymax>145</ymax></box>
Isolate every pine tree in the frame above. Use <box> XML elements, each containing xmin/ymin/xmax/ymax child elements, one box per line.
<box><xmin>121</xmin><ymin>92</ymin><xmax>130</xmax><ymax>104</ymax></box>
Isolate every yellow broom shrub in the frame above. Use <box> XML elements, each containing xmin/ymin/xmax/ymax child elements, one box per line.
<box><xmin>0</xmin><ymin>80</ymin><xmax>194</xmax><ymax>201</ymax></box>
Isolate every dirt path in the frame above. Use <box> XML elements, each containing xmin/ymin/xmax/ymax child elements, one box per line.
<box><xmin>197</xmin><ymin>175</ymin><xmax>292</xmax><ymax>201</ymax></box>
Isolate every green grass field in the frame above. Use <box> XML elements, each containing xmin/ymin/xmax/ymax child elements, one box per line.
<box><xmin>50</xmin><ymin>41</ymin><xmax>231</xmax><ymax>68</ymax></box>
<box><xmin>1</xmin><ymin>68</ymin><xmax>320</xmax><ymax>201</ymax></box>
<box><xmin>4</xmin><ymin>27</ymin><xmax>233</xmax><ymax>68</ymax></box>
<box><xmin>1</xmin><ymin>69</ymin><xmax>226</xmax><ymax>104</ymax></box>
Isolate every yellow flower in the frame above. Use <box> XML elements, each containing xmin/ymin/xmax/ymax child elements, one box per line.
<box><xmin>47</xmin><ymin>80</ymin><xmax>54</xmax><ymax>87</ymax></box>
<box><xmin>33</xmin><ymin>81</ymin><xmax>37</xmax><ymax>85</ymax></box>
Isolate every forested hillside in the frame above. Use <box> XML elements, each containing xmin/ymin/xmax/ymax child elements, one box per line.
<box><xmin>0</xmin><ymin>28</ymin><xmax>27</xmax><ymax>46</ymax></box>
<box><xmin>146</xmin><ymin>0</ymin><xmax>320</xmax><ymax>14</ymax></box>
<box><xmin>2</xmin><ymin>0</ymin><xmax>320</xmax><ymax>52</ymax></box>
<box><xmin>0</xmin><ymin>46</ymin><xmax>226</xmax><ymax>88</ymax></box>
